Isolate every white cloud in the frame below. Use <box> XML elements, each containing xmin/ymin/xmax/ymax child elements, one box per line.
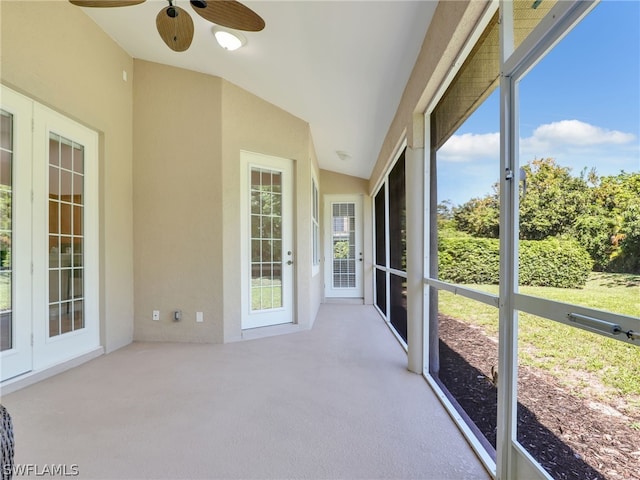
<box><xmin>439</xmin><ymin>120</ymin><xmax>637</xmax><ymax>166</ymax></box>
<box><xmin>438</xmin><ymin>132</ymin><xmax>499</xmax><ymax>162</ymax></box>
<box><xmin>521</xmin><ymin>120</ymin><xmax>637</xmax><ymax>156</ymax></box>
<box><xmin>437</xmin><ymin>120</ymin><xmax>638</xmax><ymax>205</ymax></box>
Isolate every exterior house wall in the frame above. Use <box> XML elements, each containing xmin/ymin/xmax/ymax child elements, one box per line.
<box><xmin>1</xmin><ymin>0</ymin><xmax>135</xmax><ymax>353</ymax></box>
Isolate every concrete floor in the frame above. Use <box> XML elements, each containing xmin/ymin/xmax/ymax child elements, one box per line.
<box><xmin>1</xmin><ymin>304</ymin><xmax>489</xmax><ymax>479</ymax></box>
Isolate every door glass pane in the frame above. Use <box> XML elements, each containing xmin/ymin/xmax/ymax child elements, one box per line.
<box><xmin>49</xmin><ymin>133</ymin><xmax>85</xmax><ymax>337</ymax></box>
<box><xmin>331</xmin><ymin>202</ymin><xmax>356</xmax><ymax>288</ymax></box>
<box><xmin>0</xmin><ymin>110</ymin><xmax>13</xmax><ymax>351</ymax></box>
<box><xmin>250</xmin><ymin>167</ymin><xmax>283</xmax><ymax>311</ymax></box>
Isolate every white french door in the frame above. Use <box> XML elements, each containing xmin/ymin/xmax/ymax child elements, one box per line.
<box><xmin>0</xmin><ymin>87</ymin><xmax>33</xmax><ymax>381</ymax></box>
<box><xmin>240</xmin><ymin>151</ymin><xmax>294</xmax><ymax>329</ymax></box>
<box><xmin>324</xmin><ymin>195</ymin><xmax>363</xmax><ymax>298</ymax></box>
<box><xmin>1</xmin><ymin>85</ymin><xmax>99</xmax><ymax>383</ymax></box>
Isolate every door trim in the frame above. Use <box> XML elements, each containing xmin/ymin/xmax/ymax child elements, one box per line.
<box><xmin>32</xmin><ymin>103</ymin><xmax>100</xmax><ymax>371</ymax></box>
<box><xmin>240</xmin><ymin>151</ymin><xmax>295</xmax><ymax>330</ymax></box>
<box><xmin>324</xmin><ymin>194</ymin><xmax>363</xmax><ymax>299</ymax></box>
<box><xmin>0</xmin><ymin>86</ymin><xmax>34</xmax><ymax>381</ymax></box>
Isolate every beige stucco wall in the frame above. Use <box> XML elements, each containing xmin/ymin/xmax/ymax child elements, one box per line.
<box><xmin>132</xmin><ymin>60</ymin><xmax>223</xmax><ymax>343</ymax></box>
<box><xmin>319</xmin><ymin>170</ymin><xmax>373</xmax><ymax>304</ymax></box>
<box><xmin>0</xmin><ymin>0</ymin><xmax>135</xmax><ymax>353</ymax></box>
<box><xmin>132</xmin><ymin>61</ymin><xmax>321</xmax><ymax>343</ymax></box>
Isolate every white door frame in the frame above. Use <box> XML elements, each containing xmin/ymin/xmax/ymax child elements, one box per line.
<box><xmin>240</xmin><ymin>151</ymin><xmax>294</xmax><ymax>330</ymax></box>
<box><xmin>324</xmin><ymin>194</ymin><xmax>363</xmax><ymax>299</ymax></box>
<box><xmin>0</xmin><ymin>86</ymin><xmax>33</xmax><ymax>381</ymax></box>
<box><xmin>32</xmin><ymin>103</ymin><xmax>100</xmax><ymax>371</ymax></box>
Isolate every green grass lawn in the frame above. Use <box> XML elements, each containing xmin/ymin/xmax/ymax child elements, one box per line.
<box><xmin>0</xmin><ymin>272</ymin><xmax>10</xmax><ymax>312</ymax></box>
<box><xmin>438</xmin><ymin>272</ymin><xmax>640</xmax><ymax>401</ymax></box>
<box><xmin>251</xmin><ymin>278</ymin><xmax>282</xmax><ymax>311</ymax></box>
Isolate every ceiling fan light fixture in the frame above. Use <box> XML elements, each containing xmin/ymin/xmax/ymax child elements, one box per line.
<box><xmin>213</xmin><ymin>27</ymin><xmax>246</xmax><ymax>51</ymax></box>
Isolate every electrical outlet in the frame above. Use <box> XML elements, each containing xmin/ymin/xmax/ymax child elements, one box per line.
<box><xmin>196</xmin><ymin>312</ymin><xmax>204</xmax><ymax>323</ymax></box>
<box><xmin>152</xmin><ymin>310</ymin><xmax>160</xmax><ymax>321</ymax></box>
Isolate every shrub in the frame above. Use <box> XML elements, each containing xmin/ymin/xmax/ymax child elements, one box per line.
<box><xmin>572</xmin><ymin>212</ymin><xmax>614</xmax><ymax>271</ymax></box>
<box><xmin>519</xmin><ymin>238</ymin><xmax>593</xmax><ymax>288</ymax></box>
<box><xmin>438</xmin><ymin>236</ymin><xmax>593</xmax><ymax>288</ymax></box>
<box><xmin>438</xmin><ymin>237</ymin><xmax>500</xmax><ymax>285</ymax></box>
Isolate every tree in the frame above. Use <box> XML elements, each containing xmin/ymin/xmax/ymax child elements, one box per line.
<box><xmin>0</xmin><ymin>188</ymin><xmax>11</xmax><ymax>269</ymax></box>
<box><xmin>519</xmin><ymin>158</ymin><xmax>590</xmax><ymax>240</ymax></box>
<box><xmin>611</xmin><ymin>203</ymin><xmax>640</xmax><ymax>273</ymax></box>
<box><xmin>572</xmin><ymin>207</ymin><xmax>615</xmax><ymax>271</ymax></box>
<box><xmin>447</xmin><ymin>159</ymin><xmax>640</xmax><ymax>274</ymax></box>
<box><xmin>437</xmin><ymin>200</ymin><xmax>458</xmax><ymax>235</ymax></box>
<box><xmin>452</xmin><ymin>158</ymin><xmax>591</xmax><ymax>240</ymax></box>
<box><xmin>579</xmin><ymin>171</ymin><xmax>640</xmax><ymax>273</ymax></box>
<box><xmin>453</xmin><ymin>195</ymin><xmax>499</xmax><ymax>238</ymax></box>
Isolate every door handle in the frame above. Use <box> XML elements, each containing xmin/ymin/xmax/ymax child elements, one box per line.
<box><xmin>287</xmin><ymin>260</ymin><xmax>294</xmax><ymax>265</ymax></box>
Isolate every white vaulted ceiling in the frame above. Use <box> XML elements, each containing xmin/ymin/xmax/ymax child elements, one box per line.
<box><xmin>79</xmin><ymin>0</ymin><xmax>437</xmax><ymax>179</ymax></box>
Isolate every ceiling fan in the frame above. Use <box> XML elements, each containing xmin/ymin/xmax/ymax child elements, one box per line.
<box><xmin>69</xmin><ymin>0</ymin><xmax>265</xmax><ymax>52</ymax></box>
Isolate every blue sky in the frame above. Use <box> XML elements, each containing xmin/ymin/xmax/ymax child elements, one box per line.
<box><xmin>437</xmin><ymin>0</ymin><xmax>640</xmax><ymax>207</ymax></box>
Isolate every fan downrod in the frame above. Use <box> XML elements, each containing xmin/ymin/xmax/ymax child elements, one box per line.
<box><xmin>167</xmin><ymin>0</ymin><xmax>178</xmax><ymax>18</ymax></box>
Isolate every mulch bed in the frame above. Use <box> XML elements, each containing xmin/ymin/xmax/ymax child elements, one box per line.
<box><xmin>436</xmin><ymin>314</ymin><xmax>640</xmax><ymax>480</ymax></box>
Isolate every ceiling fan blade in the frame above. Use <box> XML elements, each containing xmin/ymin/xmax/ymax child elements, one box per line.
<box><xmin>156</xmin><ymin>5</ymin><xmax>194</xmax><ymax>52</ymax></box>
<box><xmin>190</xmin><ymin>0</ymin><xmax>265</xmax><ymax>32</ymax></box>
<box><xmin>69</xmin><ymin>1</ymin><xmax>145</xmax><ymax>7</ymax></box>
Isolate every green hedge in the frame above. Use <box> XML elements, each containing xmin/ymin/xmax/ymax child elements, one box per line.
<box><xmin>438</xmin><ymin>237</ymin><xmax>593</xmax><ymax>288</ymax></box>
